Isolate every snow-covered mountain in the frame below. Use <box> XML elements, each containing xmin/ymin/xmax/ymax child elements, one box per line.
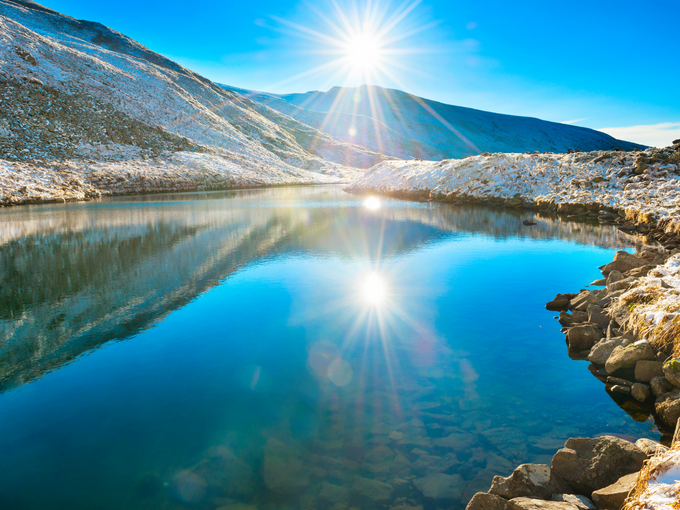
<box><xmin>0</xmin><ymin>0</ymin><xmax>385</xmax><ymax>205</ymax></box>
<box><xmin>221</xmin><ymin>84</ymin><xmax>645</xmax><ymax>160</ymax></box>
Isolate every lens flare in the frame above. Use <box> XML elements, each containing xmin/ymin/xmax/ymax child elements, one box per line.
<box><xmin>364</xmin><ymin>197</ymin><xmax>380</xmax><ymax>210</ymax></box>
<box><xmin>345</xmin><ymin>33</ymin><xmax>381</xmax><ymax>71</ymax></box>
<box><xmin>363</xmin><ymin>272</ymin><xmax>385</xmax><ymax>304</ymax></box>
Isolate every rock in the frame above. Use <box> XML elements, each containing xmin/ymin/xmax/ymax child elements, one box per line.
<box><xmin>605</xmin><ymin>341</ymin><xmax>655</xmax><ymax>374</ymax></box>
<box><xmin>551</xmin><ymin>436</ymin><xmax>646</xmax><ymax>495</ymax></box>
<box><xmin>674</xmin><ymin>417</ymin><xmax>680</xmax><ymax>447</ymax></box>
<box><xmin>650</xmin><ymin>376</ymin><xmax>675</xmax><ymax>396</ymax></box>
<box><xmin>655</xmin><ymin>388</ymin><xmax>680</xmax><ymax>427</ymax></box>
<box><xmin>263</xmin><ymin>439</ymin><xmax>311</xmax><ymax>495</ymax></box>
<box><xmin>662</xmin><ymin>358</ymin><xmax>680</xmax><ymax>386</ymax></box>
<box><xmin>508</xmin><ymin>497</ymin><xmax>580</xmax><ymax>510</ymax></box>
<box><xmin>570</xmin><ymin>291</ymin><xmax>599</xmax><ymax>312</ymax></box>
<box><xmin>551</xmin><ymin>495</ymin><xmax>595</xmax><ymax>510</ymax></box>
<box><xmin>566</xmin><ymin>325</ymin><xmax>603</xmax><ymax>351</ymax></box>
<box><xmin>634</xmin><ymin>438</ymin><xmax>667</xmax><ymax>457</ymax></box>
<box><xmin>388</xmin><ymin>431</ymin><xmax>404</xmax><ymax>441</ymax></box>
<box><xmin>634</xmin><ymin>360</ymin><xmax>664</xmax><ymax>382</ymax></box>
<box><xmin>600</xmin><ymin>252</ymin><xmax>647</xmax><ymax>276</ymax></box>
<box><xmin>588</xmin><ymin>337</ymin><xmax>633</xmax><ymax>366</ymax></box>
<box><xmin>587</xmin><ymin>305</ymin><xmax>610</xmax><ymax>329</ymax></box>
<box><xmin>590</xmin><ymin>279</ymin><xmax>606</xmax><ymax>287</ymax></box>
<box><xmin>547</xmin><ymin>294</ymin><xmax>575</xmax><ymax>311</ymax></box>
<box><xmin>364</xmin><ymin>445</ymin><xmax>394</xmax><ymax>464</ymax></box>
<box><xmin>631</xmin><ymin>383</ymin><xmax>650</xmax><ymax>402</ymax></box>
<box><xmin>414</xmin><ymin>472</ymin><xmax>464</xmax><ymax>500</ymax></box>
<box><xmin>465</xmin><ymin>492</ymin><xmax>510</xmax><ymax>510</ymax></box>
<box><xmin>606</xmin><ymin>270</ymin><xmax>625</xmax><ymax>286</ymax></box>
<box><xmin>523</xmin><ymin>220</ymin><xmax>537</xmax><ymax>226</ymax></box>
<box><xmin>606</xmin><ymin>276</ymin><xmax>638</xmax><ymax>293</ymax></box>
<box><xmin>488</xmin><ymin>464</ymin><xmax>572</xmax><ymax>500</ymax></box>
<box><xmin>319</xmin><ymin>482</ymin><xmax>350</xmax><ymax>503</ymax></box>
<box><xmin>433</xmin><ymin>432</ymin><xmax>476</xmax><ymax>449</ymax></box>
<box><xmin>559</xmin><ymin>311</ymin><xmax>574</xmax><ymax>327</ymax></box>
<box><xmin>591</xmin><ymin>472</ymin><xmax>638</xmax><ymax>510</ymax></box>
<box><xmin>352</xmin><ymin>476</ymin><xmax>393</xmax><ymax>502</ymax></box>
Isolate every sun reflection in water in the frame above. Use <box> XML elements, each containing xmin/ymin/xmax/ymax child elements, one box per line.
<box><xmin>363</xmin><ymin>272</ymin><xmax>385</xmax><ymax>304</ymax></box>
<box><xmin>364</xmin><ymin>196</ymin><xmax>380</xmax><ymax>210</ymax></box>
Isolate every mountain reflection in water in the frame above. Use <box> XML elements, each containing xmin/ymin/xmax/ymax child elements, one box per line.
<box><xmin>0</xmin><ymin>186</ymin><xmax>649</xmax><ymax>510</ymax></box>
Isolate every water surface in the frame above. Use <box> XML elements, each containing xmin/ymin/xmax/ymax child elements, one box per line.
<box><xmin>0</xmin><ymin>186</ymin><xmax>656</xmax><ymax>510</ymax></box>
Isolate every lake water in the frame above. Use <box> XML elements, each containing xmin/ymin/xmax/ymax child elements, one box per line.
<box><xmin>0</xmin><ymin>186</ymin><xmax>657</xmax><ymax>510</ymax></box>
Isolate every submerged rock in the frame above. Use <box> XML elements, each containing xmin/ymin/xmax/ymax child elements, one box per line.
<box><xmin>352</xmin><ymin>476</ymin><xmax>393</xmax><ymax>502</ymax></box>
<box><xmin>263</xmin><ymin>439</ymin><xmax>311</xmax><ymax>495</ymax></box>
<box><xmin>414</xmin><ymin>472</ymin><xmax>464</xmax><ymax>500</ymax></box>
<box><xmin>488</xmin><ymin>463</ymin><xmax>572</xmax><ymax>500</ymax></box>
<box><xmin>550</xmin><ymin>436</ymin><xmax>645</xmax><ymax>495</ymax></box>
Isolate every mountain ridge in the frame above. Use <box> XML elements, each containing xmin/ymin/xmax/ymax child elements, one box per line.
<box><xmin>221</xmin><ymin>83</ymin><xmax>645</xmax><ymax>160</ymax></box>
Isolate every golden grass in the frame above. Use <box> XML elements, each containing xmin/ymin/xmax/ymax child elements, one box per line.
<box><xmin>624</xmin><ymin>441</ymin><xmax>680</xmax><ymax>509</ymax></box>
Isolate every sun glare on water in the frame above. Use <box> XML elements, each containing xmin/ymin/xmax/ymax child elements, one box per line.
<box><xmin>364</xmin><ymin>196</ymin><xmax>380</xmax><ymax>209</ymax></box>
<box><xmin>363</xmin><ymin>272</ymin><xmax>385</xmax><ymax>304</ymax></box>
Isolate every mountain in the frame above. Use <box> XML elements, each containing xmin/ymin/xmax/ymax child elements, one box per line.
<box><xmin>221</xmin><ymin>84</ymin><xmax>646</xmax><ymax>160</ymax></box>
<box><xmin>0</xmin><ymin>1</ymin><xmax>385</xmax><ymax>205</ymax></box>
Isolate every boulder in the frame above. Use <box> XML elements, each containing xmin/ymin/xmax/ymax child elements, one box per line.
<box><xmin>508</xmin><ymin>498</ymin><xmax>580</xmax><ymax>510</ymax></box>
<box><xmin>588</xmin><ymin>336</ymin><xmax>633</xmax><ymax>366</ymax></box>
<box><xmin>551</xmin><ymin>436</ymin><xmax>646</xmax><ymax>495</ymax></box>
<box><xmin>566</xmin><ymin>325</ymin><xmax>603</xmax><ymax>352</ymax></box>
<box><xmin>570</xmin><ymin>292</ymin><xmax>599</xmax><ymax>312</ymax></box>
<box><xmin>465</xmin><ymin>492</ymin><xmax>510</xmax><ymax>510</ymax></box>
<box><xmin>488</xmin><ymin>464</ymin><xmax>572</xmax><ymax>500</ymax></box>
<box><xmin>655</xmin><ymin>388</ymin><xmax>680</xmax><ymax>427</ymax></box>
<box><xmin>631</xmin><ymin>383</ymin><xmax>650</xmax><ymax>402</ymax></box>
<box><xmin>606</xmin><ymin>276</ymin><xmax>638</xmax><ymax>293</ymax></box>
<box><xmin>551</xmin><ymin>495</ymin><xmax>596</xmax><ymax>510</ymax></box>
<box><xmin>662</xmin><ymin>358</ymin><xmax>680</xmax><ymax>386</ymax></box>
<box><xmin>591</xmin><ymin>472</ymin><xmax>638</xmax><ymax>510</ymax></box>
<box><xmin>634</xmin><ymin>438</ymin><xmax>667</xmax><ymax>458</ymax></box>
<box><xmin>352</xmin><ymin>476</ymin><xmax>393</xmax><ymax>502</ymax></box>
<box><xmin>634</xmin><ymin>360</ymin><xmax>664</xmax><ymax>382</ymax></box>
<box><xmin>414</xmin><ymin>472</ymin><xmax>464</xmax><ymax>500</ymax></box>
<box><xmin>559</xmin><ymin>311</ymin><xmax>574</xmax><ymax>327</ymax></box>
<box><xmin>650</xmin><ymin>376</ymin><xmax>675</xmax><ymax>396</ymax></box>
<box><xmin>587</xmin><ymin>305</ymin><xmax>610</xmax><ymax>329</ymax></box>
<box><xmin>547</xmin><ymin>294</ymin><xmax>575</xmax><ymax>311</ymax></box>
<box><xmin>263</xmin><ymin>439</ymin><xmax>311</xmax><ymax>495</ymax></box>
<box><xmin>600</xmin><ymin>252</ymin><xmax>646</xmax><ymax>276</ymax></box>
<box><xmin>604</xmin><ymin>341</ymin><xmax>655</xmax><ymax>374</ymax></box>
<box><xmin>605</xmin><ymin>270</ymin><xmax>624</xmax><ymax>286</ymax></box>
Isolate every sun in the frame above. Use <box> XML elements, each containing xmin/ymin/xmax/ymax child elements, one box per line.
<box><xmin>345</xmin><ymin>33</ymin><xmax>381</xmax><ymax>71</ymax></box>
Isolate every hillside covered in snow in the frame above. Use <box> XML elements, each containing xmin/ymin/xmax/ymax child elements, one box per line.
<box><xmin>0</xmin><ymin>0</ymin><xmax>386</xmax><ymax>205</ymax></box>
<box><xmin>222</xmin><ymin>84</ymin><xmax>645</xmax><ymax>161</ymax></box>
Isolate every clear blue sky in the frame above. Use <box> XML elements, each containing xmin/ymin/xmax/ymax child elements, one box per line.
<box><xmin>39</xmin><ymin>0</ymin><xmax>680</xmax><ymax>146</ymax></box>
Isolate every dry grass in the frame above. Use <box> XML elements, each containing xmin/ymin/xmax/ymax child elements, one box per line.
<box><xmin>624</xmin><ymin>441</ymin><xmax>680</xmax><ymax>509</ymax></box>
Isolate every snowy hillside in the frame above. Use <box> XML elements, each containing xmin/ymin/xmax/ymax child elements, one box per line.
<box><xmin>222</xmin><ymin>84</ymin><xmax>645</xmax><ymax>160</ymax></box>
<box><xmin>0</xmin><ymin>0</ymin><xmax>384</xmax><ymax>205</ymax></box>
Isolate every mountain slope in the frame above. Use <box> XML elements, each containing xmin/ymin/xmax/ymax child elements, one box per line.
<box><xmin>0</xmin><ymin>0</ymin><xmax>384</xmax><ymax>205</ymax></box>
<box><xmin>222</xmin><ymin>84</ymin><xmax>645</xmax><ymax>160</ymax></box>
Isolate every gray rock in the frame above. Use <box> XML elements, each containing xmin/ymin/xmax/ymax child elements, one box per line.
<box><xmin>352</xmin><ymin>476</ymin><xmax>393</xmax><ymax>501</ymax></box>
<box><xmin>489</xmin><ymin>464</ymin><xmax>571</xmax><ymax>500</ymax></box>
<box><xmin>598</xmin><ymin>290</ymin><xmax>625</xmax><ymax>309</ymax></box>
<box><xmin>551</xmin><ymin>436</ymin><xmax>646</xmax><ymax>495</ymax></box>
<box><xmin>606</xmin><ymin>276</ymin><xmax>638</xmax><ymax>293</ymax></box>
<box><xmin>465</xmin><ymin>492</ymin><xmax>510</xmax><ymax>510</ymax></box>
<box><xmin>650</xmin><ymin>375</ymin><xmax>675</xmax><ymax>395</ymax></box>
<box><xmin>634</xmin><ymin>438</ymin><xmax>668</xmax><ymax>457</ymax></box>
<box><xmin>635</xmin><ymin>360</ymin><xmax>664</xmax><ymax>382</ymax></box>
<box><xmin>600</xmin><ymin>252</ymin><xmax>647</xmax><ymax>276</ymax></box>
<box><xmin>587</xmin><ymin>305</ymin><xmax>610</xmax><ymax>329</ymax></box>
<box><xmin>566</xmin><ymin>325</ymin><xmax>603</xmax><ymax>352</ymax></box>
<box><xmin>605</xmin><ymin>270</ymin><xmax>624</xmax><ymax>286</ymax></box>
<box><xmin>662</xmin><ymin>358</ymin><xmax>680</xmax><ymax>387</ymax></box>
<box><xmin>605</xmin><ymin>340</ymin><xmax>655</xmax><ymax>374</ymax></box>
<box><xmin>414</xmin><ymin>472</ymin><xmax>464</xmax><ymax>500</ymax></box>
<box><xmin>609</xmin><ymin>301</ymin><xmax>632</xmax><ymax>327</ymax></box>
<box><xmin>551</xmin><ymin>494</ymin><xmax>596</xmax><ymax>510</ymax></box>
<box><xmin>570</xmin><ymin>291</ymin><xmax>599</xmax><ymax>312</ymax></box>
<box><xmin>263</xmin><ymin>439</ymin><xmax>311</xmax><ymax>495</ymax></box>
<box><xmin>508</xmin><ymin>498</ymin><xmax>580</xmax><ymax>510</ymax></box>
<box><xmin>588</xmin><ymin>336</ymin><xmax>633</xmax><ymax>366</ymax></box>
<box><xmin>591</xmin><ymin>472</ymin><xmax>638</xmax><ymax>510</ymax></box>
<box><xmin>631</xmin><ymin>383</ymin><xmax>650</xmax><ymax>402</ymax></box>
<box><xmin>655</xmin><ymin>388</ymin><xmax>680</xmax><ymax>427</ymax></box>
<box><xmin>546</xmin><ymin>294</ymin><xmax>575</xmax><ymax>311</ymax></box>
<box><xmin>590</xmin><ymin>278</ymin><xmax>606</xmax><ymax>287</ymax></box>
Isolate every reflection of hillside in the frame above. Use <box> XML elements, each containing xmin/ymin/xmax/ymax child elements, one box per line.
<box><xmin>0</xmin><ymin>187</ymin><xmax>635</xmax><ymax>391</ymax></box>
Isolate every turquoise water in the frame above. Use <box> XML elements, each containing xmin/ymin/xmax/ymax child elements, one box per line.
<box><xmin>0</xmin><ymin>186</ymin><xmax>656</xmax><ymax>510</ymax></box>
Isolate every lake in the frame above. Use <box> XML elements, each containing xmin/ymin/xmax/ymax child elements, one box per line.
<box><xmin>0</xmin><ymin>186</ymin><xmax>657</xmax><ymax>510</ymax></box>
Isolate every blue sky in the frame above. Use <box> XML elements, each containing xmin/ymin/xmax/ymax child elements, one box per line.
<box><xmin>40</xmin><ymin>0</ymin><xmax>680</xmax><ymax>146</ymax></box>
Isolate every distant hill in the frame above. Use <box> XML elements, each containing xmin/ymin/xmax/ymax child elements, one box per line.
<box><xmin>221</xmin><ymin>84</ymin><xmax>646</xmax><ymax>160</ymax></box>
